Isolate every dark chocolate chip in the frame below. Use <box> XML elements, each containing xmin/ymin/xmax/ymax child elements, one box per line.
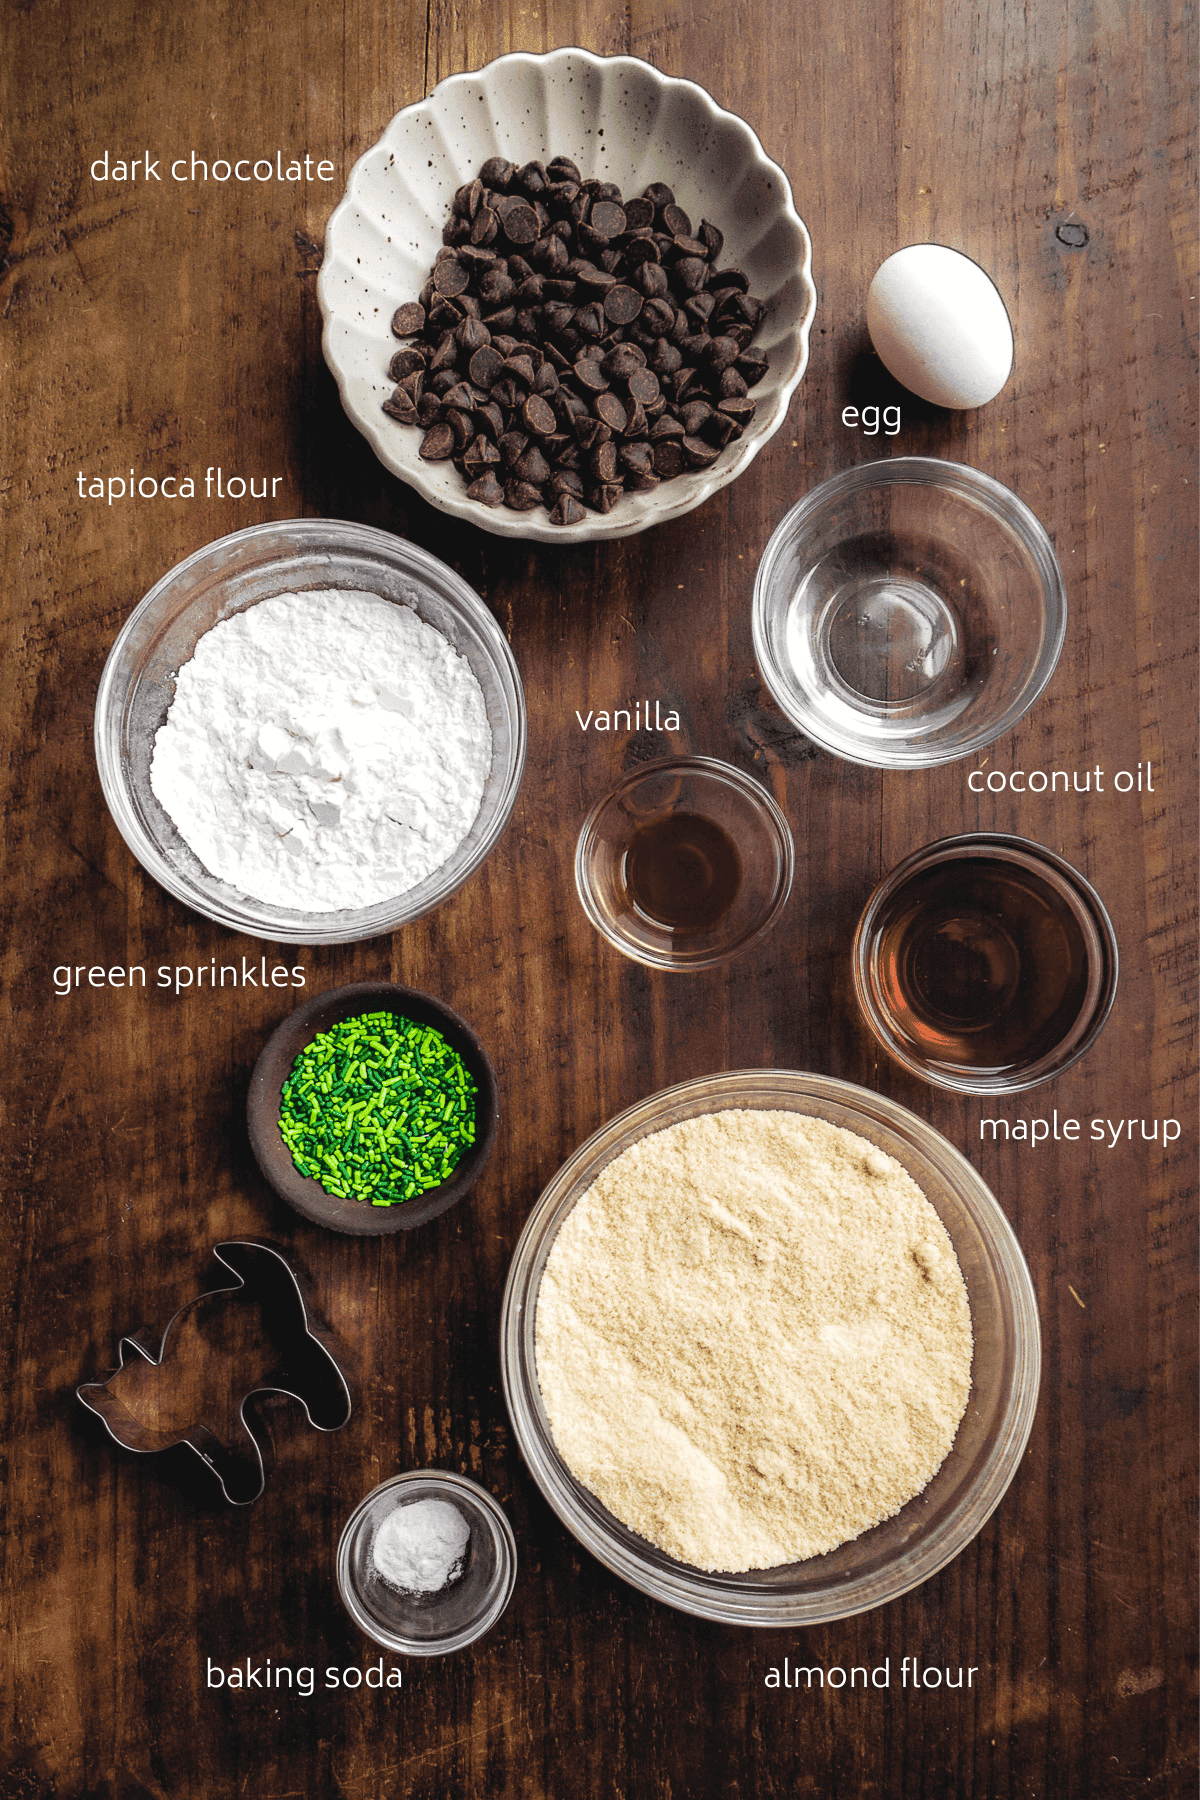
<box><xmin>479</xmin><ymin>157</ymin><xmax>516</xmax><ymax>190</ymax></box>
<box><xmin>589</xmin><ymin>200</ymin><xmax>627</xmax><ymax>240</ymax></box>
<box><xmin>681</xmin><ymin>434</ymin><xmax>719</xmax><ymax>467</ymax></box>
<box><xmin>548</xmin><ymin>492</ymin><xmax>587</xmax><ymax>526</ymax></box>
<box><xmin>498</xmin><ymin>430</ymin><xmax>530</xmax><ymax>466</ymax></box>
<box><xmin>703</xmin><ymin>335</ymin><xmax>742</xmax><ymax>372</ymax></box>
<box><xmin>517</xmin><ymin>160</ymin><xmax>547</xmax><ymax>195</ymax></box>
<box><xmin>456</xmin><ymin>316</ymin><xmax>491</xmax><ymax>355</ymax></box>
<box><xmin>475</xmin><ymin>400</ymin><xmax>505</xmax><ymax>439</ymax></box>
<box><xmin>382</xmin><ymin>388</ymin><xmax>418</xmax><ymax>424</ymax></box>
<box><xmin>513</xmin><ymin>445</ymin><xmax>552</xmax><ymax>486</ymax></box>
<box><xmin>627</xmin><ymin>368</ymin><xmax>661</xmax><ymax>406</ymax></box>
<box><xmin>642</xmin><ymin>181</ymin><xmax>675</xmax><ymax>208</ymax></box>
<box><xmin>391</xmin><ymin>302</ymin><xmax>425</xmax><ymax>337</ymax></box>
<box><xmin>498</xmin><ymin>196</ymin><xmax>539</xmax><ymax>243</ymax></box>
<box><xmin>522</xmin><ymin>394</ymin><xmax>557</xmax><ymax>436</ymax></box>
<box><xmin>418</xmin><ymin>423</ymin><xmax>455</xmax><ymax>460</ymax></box>
<box><xmin>594</xmin><ymin>392</ymin><xmax>628</xmax><ymax>433</ymax></box>
<box><xmin>470</xmin><ymin>207</ymin><xmax>499</xmax><ymax>246</ymax></box>
<box><xmin>504</xmin><ymin>478</ymin><xmax>543</xmax><ymax>510</ymax></box>
<box><xmin>661</xmin><ymin>203</ymin><xmax>692</xmax><ymax>238</ymax></box>
<box><xmin>574</xmin><ymin>358</ymin><xmax>610</xmax><ymax>393</ymax></box>
<box><xmin>433</xmin><ymin>258</ymin><xmax>470</xmax><ymax>296</ymax></box>
<box><xmin>590</xmin><ymin>441</ymin><xmax>619</xmax><ymax>483</ymax></box>
<box><xmin>699</xmin><ymin>220</ymin><xmax>724</xmax><ymax>259</ymax></box>
<box><xmin>463</xmin><ymin>434</ymin><xmax>502</xmax><ymax>473</ymax></box>
<box><xmin>467</xmin><ymin>470</ymin><xmax>506</xmax><ymax>505</ymax></box>
<box><xmin>587</xmin><ymin>482</ymin><xmax>624</xmax><ymax>514</ymax></box>
<box><xmin>388</xmin><ymin>347</ymin><xmax>426</xmax><ymax>380</ymax></box>
<box><xmin>469</xmin><ymin>344</ymin><xmax>504</xmax><ymax>388</ymax></box>
<box><xmin>550</xmin><ymin>470</ymin><xmax>586</xmax><ymax>498</ymax></box>
<box><xmin>574</xmin><ymin>415</ymin><xmax>611</xmax><ymax>451</ymax></box>
<box><xmin>623</xmin><ymin>196</ymin><xmax>655</xmax><ymax>230</ymax></box>
<box><xmin>703</xmin><ymin>409</ymin><xmax>738</xmax><ymax>448</ymax></box>
<box><xmin>603</xmin><ymin>285</ymin><xmax>643</xmax><ymax>325</ymax></box>
<box><xmin>719</xmin><ymin>397</ymin><xmax>757</xmax><ymax>428</ymax></box>
<box><xmin>639</xmin><ymin>298</ymin><xmax>675</xmax><ymax>337</ymax></box>
<box><xmin>673</xmin><ymin>256</ymin><xmax>709</xmax><ymax>294</ymax></box>
<box><xmin>574</xmin><ymin>302</ymin><xmax>606</xmax><ymax>339</ymax></box>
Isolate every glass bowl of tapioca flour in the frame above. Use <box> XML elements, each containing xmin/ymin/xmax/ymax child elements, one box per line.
<box><xmin>95</xmin><ymin>520</ymin><xmax>526</xmax><ymax>943</ymax></box>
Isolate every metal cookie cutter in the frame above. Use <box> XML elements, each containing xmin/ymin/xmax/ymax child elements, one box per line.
<box><xmin>77</xmin><ymin>1239</ymin><xmax>352</xmax><ymax>1504</ymax></box>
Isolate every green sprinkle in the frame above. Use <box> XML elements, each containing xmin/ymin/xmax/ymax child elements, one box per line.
<box><xmin>278</xmin><ymin>1010</ymin><xmax>478</xmax><ymax>1208</ymax></box>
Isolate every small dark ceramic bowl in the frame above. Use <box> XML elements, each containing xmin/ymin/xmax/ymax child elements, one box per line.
<box><xmin>248</xmin><ymin>982</ymin><xmax>498</xmax><ymax>1235</ymax></box>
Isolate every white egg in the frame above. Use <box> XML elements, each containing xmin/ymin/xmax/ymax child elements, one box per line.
<box><xmin>866</xmin><ymin>245</ymin><xmax>1014</xmax><ymax>409</ymax></box>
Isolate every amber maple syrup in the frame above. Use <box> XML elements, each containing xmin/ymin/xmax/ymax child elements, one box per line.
<box><xmin>620</xmin><ymin>811</ymin><xmax>743</xmax><ymax>935</ymax></box>
<box><xmin>869</xmin><ymin>854</ymin><xmax>1092</xmax><ymax>1072</ymax></box>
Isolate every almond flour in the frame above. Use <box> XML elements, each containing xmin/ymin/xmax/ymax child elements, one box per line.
<box><xmin>535</xmin><ymin>1108</ymin><xmax>973</xmax><ymax>1572</ymax></box>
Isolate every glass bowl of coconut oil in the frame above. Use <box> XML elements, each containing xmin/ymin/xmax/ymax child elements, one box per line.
<box><xmin>752</xmin><ymin>459</ymin><xmax>1067</xmax><ymax>769</ymax></box>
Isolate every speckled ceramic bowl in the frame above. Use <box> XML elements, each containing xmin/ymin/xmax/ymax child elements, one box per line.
<box><xmin>319</xmin><ymin>48</ymin><xmax>816</xmax><ymax>542</ymax></box>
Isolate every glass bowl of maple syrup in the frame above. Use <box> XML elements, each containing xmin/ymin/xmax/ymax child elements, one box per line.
<box><xmin>575</xmin><ymin>756</ymin><xmax>794</xmax><ymax>970</ymax></box>
<box><xmin>853</xmin><ymin>833</ymin><xmax>1119</xmax><ymax>1094</ymax></box>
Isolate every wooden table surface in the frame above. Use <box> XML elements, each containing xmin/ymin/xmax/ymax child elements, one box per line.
<box><xmin>2</xmin><ymin>3</ymin><xmax>1195</xmax><ymax>1796</ymax></box>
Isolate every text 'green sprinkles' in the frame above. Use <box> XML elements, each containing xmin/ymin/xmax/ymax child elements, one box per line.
<box><xmin>278</xmin><ymin>1010</ymin><xmax>477</xmax><ymax>1206</ymax></box>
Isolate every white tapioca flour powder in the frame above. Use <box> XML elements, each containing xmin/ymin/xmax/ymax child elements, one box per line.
<box><xmin>535</xmin><ymin>1109</ymin><xmax>973</xmax><ymax>1573</ymax></box>
<box><xmin>149</xmin><ymin>589</ymin><xmax>492</xmax><ymax>911</ymax></box>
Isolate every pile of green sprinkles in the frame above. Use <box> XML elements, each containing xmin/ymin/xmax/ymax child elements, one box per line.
<box><xmin>278</xmin><ymin>1010</ymin><xmax>477</xmax><ymax>1206</ymax></box>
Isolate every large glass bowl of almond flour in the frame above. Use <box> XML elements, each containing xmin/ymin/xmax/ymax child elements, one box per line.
<box><xmin>95</xmin><ymin>520</ymin><xmax>526</xmax><ymax>943</ymax></box>
<box><xmin>501</xmin><ymin>1070</ymin><xmax>1040</xmax><ymax>1625</ymax></box>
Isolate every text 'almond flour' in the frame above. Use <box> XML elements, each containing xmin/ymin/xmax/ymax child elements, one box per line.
<box><xmin>535</xmin><ymin>1109</ymin><xmax>973</xmax><ymax>1572</ymax></box>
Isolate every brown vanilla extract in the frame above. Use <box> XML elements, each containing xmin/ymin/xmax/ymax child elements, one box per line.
<box><xmin>869</xmin><ymin>855</ymin><xmax>1092</xmax><ymax>1071</ymax></box>
<box><xmin>620</xmin><ymin>811</ymin><xmax>743</xmax><ymax>934</ymax></box>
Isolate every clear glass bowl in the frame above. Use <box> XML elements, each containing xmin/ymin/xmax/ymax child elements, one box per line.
<box><xmin>574</xmin><ymin>757</ymin><xmax>794</xmax><ymax>970</ymax></box>
<box><xmin>752</xmin><ymin>459</ymin><xmax>1067</xmax><ymax>768</ymax></box>
<box><xmin>337</xmin><ymin>1471</ymin><xmax>517</xmax><ymax>1655</ymax></box>
<box><xmin>94</xmin><ymin>520</ymin><xmax>527</xmax><ymax>944</ymax></box>
<box><xmin>853</xmin><ymin>833</ymin><xmax>1119</xmax><ymax>1094</ymax></box>
<box><xmin>500</xmin><ymin>1069</ymin><xmax>1040</xmax><ymax>1626</ymax></box>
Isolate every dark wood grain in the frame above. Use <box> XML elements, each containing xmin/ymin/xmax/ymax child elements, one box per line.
<box><xmin>0</xmin><ymin>2</ymin><xmax>1195</xmax><ymax>1797</ymax></box>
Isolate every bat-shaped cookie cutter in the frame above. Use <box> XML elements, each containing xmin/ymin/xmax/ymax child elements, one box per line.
<box><xmin>77</xmin><ymin>1238</ymin><xmax>352</xmax><ymax>1505</ymax></box>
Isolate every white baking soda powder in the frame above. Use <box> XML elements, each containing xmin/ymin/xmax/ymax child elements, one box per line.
<box><xmin>372</xmin><ymin>1498</ymin><xmax>471</xmax><ymax>1594</ymax></box>
<box><xmin>150</xmin><ymin>589</ymin><xmax>492</xmax><ymax>911</ymax></box>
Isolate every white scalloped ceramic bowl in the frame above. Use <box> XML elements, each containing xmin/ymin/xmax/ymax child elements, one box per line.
<box><xmin>319</xmin><ymin>49</ymin><xmax>816</xmax><ymax>543</ymax></box>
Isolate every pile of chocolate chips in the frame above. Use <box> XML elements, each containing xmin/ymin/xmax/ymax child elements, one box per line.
<box><xmin>383</xmin><ymin>156</ymin><xmax>770</xmax><ymax>525</ymax></box>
